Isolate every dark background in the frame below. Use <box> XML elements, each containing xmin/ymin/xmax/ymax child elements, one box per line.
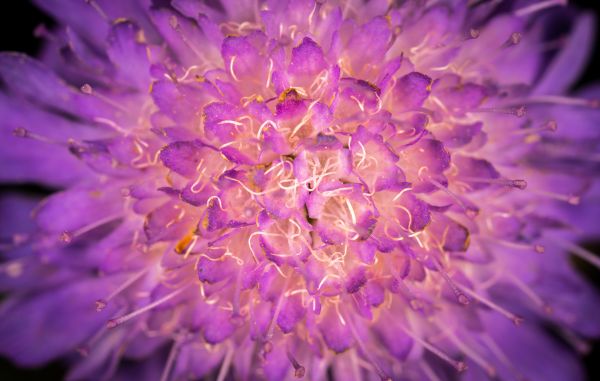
<box><xmin>0</xmin><ymin>0</ymin><xmax>599</xmax><ymax>380</ymax></box>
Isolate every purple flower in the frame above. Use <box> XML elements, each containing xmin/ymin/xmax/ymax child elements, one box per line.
<box><xmin>1</xmin><ymin>1</ymin><xmax>600</xmax><ymax>380</ymax></box>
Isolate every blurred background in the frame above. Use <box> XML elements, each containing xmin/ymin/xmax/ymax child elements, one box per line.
<box><xmin>0</xmin><ymin>0</ymin><xmax>599</xmax><ymax>380</ymax></box>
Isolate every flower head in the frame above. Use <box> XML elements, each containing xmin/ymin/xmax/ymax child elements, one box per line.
<box><xmin>1</xmin><ymin>1</ymin><xmax>600</xmax><ymax>380</ymax></box>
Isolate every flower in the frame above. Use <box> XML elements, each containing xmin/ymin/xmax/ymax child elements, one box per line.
<box><xmin>1</xmin><ymin>0</ymin><xmax>600</xmax><ymax>380</ymax></box>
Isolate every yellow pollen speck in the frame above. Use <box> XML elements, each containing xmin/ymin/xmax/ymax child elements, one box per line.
<box><xmin>175</xmin><ymin>229</ymin><xmax>196</xmax><ymax>254</ymax></box>
<box><xmin>278</xmin><ymin>88</ymin><xmax>302</xmax><ymax>103</ymax></box>
<box><xmin>112</xmin><ymin>18</ymin><xmax>129</xmax><ymax>25</ymax></box>
<box><xmin>201</xmin><ymin>214</ymin><xmax>209</xmax><ymax>230</ymax></box>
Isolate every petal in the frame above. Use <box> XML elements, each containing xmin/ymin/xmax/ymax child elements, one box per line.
<box><xmin>484</xmin><ymin>314</ymin><xmax>584</xmax><ymax>381</ymax></box>
<box><xmin>277</xmin><ymin>295</ymin><xmax>306</xmax><ymax>333</ymax></box>
<box><xmin>173</xmin><ymin>342</ymin><xmax>224</xmax><ymax>379</ymax></box>
<box><xmin>452</xmin><ymin>155</ymin><xmax>501</xmax><ymax>191</ymax></box>
<box><xmin>159</xmin><ymin>140</ymin><xmax>204</xmax><ymax>177</ymax></box>
<box><xmin>396</xmin><ymin>138</ymin><xmax>450</xmax><ymax>192</ymax></box>
<box><xmin>35</xmin><ymin>187</ymin><xmax>123</xmax><ymax>234</ymax></box>
<box><xmin>318</xmin><ymin>308</ymin><xmax>354</xmax><ymax>353</ymax></box>
<box><xmin>203</xmin><ymin>309</ymin><xmax>237</xmax><ymax>344</ymax></box>
<box><xmin>0</xmin><ymin>53</ymin><xmax>110</xmax><ymax>119</ymax></box>
<box><xmin>345</xmin><ymin>17</ymin><xmax>392</xmax><ymax>76</ymax></box>
<box><xmin>434</xmin><ymin>121</ymin><xmax>484</xmax><ymax>149</ymax></box>
<box><xmin>392</xmin><ymin>72</ymin><xmax>432</xmax><ymax>112</ymax></box>
<box><xmin>534</xmin><ymin>12</ymin><xmax>596</xmax><ymax>95</ymax></box>
<box><xmin>0</xmin><ymin>277</ymin><xmax>120</xmax><ymax>366</ymax></box>
<box><xmin>106</xmin><ymin>20</ymin><xmax>151</xmax><ymax>90</ymax></box>
<box><xmin>434</xmin><ymin>80</ymin><xmax>488</xmax><ymax>116</ymax></box>
<box><xmin>289</xmin><ymin>37</ymin><xmax>328</xmax><ymax>77</ymax></box>
<box><xmin>151</xmin><ymin>79</ymin><xmax>207</xmax><ymax>125</ymax></box>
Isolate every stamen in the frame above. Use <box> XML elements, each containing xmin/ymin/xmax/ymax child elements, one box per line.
<box><xmin>481</xmin><ymin>334</ymin><xmax>529</xmax><ymax>381</ymax></box>
<box><xmin>473</xmin><ymin>106</ymin><xmax>526</xmax><ymax>117</ymax></box>
<box><xmin>529</xmin><ymin>189</ymin><xmax>579</xmax><ymax>205</ymax></box>
<box><xmin>400</xmin><ymin>325</ymin><xmax>467</xmax><ymax>372</ymax></box>
<box><xmin>514</xmin><ymin>0</ymin><xmax>567</xmax><ymax>17</ymax></box>
<box><xmin>512</xmin><ymin>120</ymin><xmax>557</xmax><ymax>135</ymax></box>
<box><xmin>433</xmin><ymin>261</ymin><xmax>470</xmax><ymax>305</ymax></box>
<box><xmin>430</xmin><ymin>178</ymin><xmax>478</xmax><ymax>217</ymax></box>
<box><xmin>265</xmin><ymin>274</ymin><xmax>291</xmax><ymax>340</ymax></box>
<box><xmin>458</xmin><ymin>285</ymin><xmax>524</xmax><ymax>325</ymax></box>
<box><xmin>552</xmin><ymin>238</ymin><xmax>600</xmax><ymax>271</ymax></box>
<box><xmin>420</xmin><ymin>362</ymin><xmax>443</xmax><ymax>381</ymax></box>
<box><xmin>216</xmin><ymin>343</ymin><xmax>234</xmax><ymax>381</ymax></box>
<box><xmin>558</xmin><ymin>327</ymin><xmax>590</xmax><ymax>354</ymax></box>
<box><xmin>107</xmin><ymin>283</ymin><xmax>191</xmax><ymax>328</ymax></box>
<box><xmin>96</xmin><ymin>267</ymin><xmax>151</xmax><ymax>312</ymax></box>
<box><xmin>84</xmin><ymin>0</ymin><xmax>109</xmax><ymax>21</ymax></box>
<box><xmin>12</xmin><ymin>127</ymin><xmax>62</xmax><ymax>145</ymax></box>
<box><xmin>445</xmin><ymin>331</ymin><xmax>496</xmax><ymax>377</ymax></box>
<box><xmin>80</xmin><ymin>83</ymin><xmax>130</xmax><ymax>113</ymax></box>
<box><xmin>345</xmin><ymin>312</ymin><xmax>391</xmax><ymax>381</ymax></box>
<box><xmin>286</xmin><ymin>350</ymin><xmax>306</xmax><ymax>378</ymax></box>
<box><xmin>506</xmin><ymin>274</ymin><xmax>553</xmax><ymax>314</ymax></box>
<box><xmin>459</xmin><ymin>177</ymin><xmax>527</xmax><ymax>190</ymax></box>
<box><xmin>159</xmin><ymin>338</ymin><xmax>181</xmax><ymax>381</ymax></box>
<box><xmin>60</xmin><ymin>214</ymin><xmax>123</xmax><ymax>246</ymax></box>
<box><xmin>484</xmin><ymin>237</ymin><xmax>545</xmax><ymax>253</ymax></box>
<box><xmin>517</xmin><ymin>95</ymin><xmax>600</xmax><ymax>108</ymax></box>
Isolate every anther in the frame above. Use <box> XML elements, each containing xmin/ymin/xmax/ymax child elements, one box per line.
<box><xmin>95</xmin><ymin>300</ymin><xmax>107</xmax><ymax>312</ymax></box>
<box><xmin>262</xmin><ymin>340</ymin><xmax>273</xmax><ymax>355</ymax></box>
<box><xmin>545</xmin><ymin>120</ymin><xmax>558</xmax><ymax>132</ymax></box>
<box><xmin>33</xmin><ymin>24</ymin><xmax>56</xmax><ymax>41</ymax></box>
<box><xmin>469</xmin><ymin>28</ymin><xmax>480</xmax><ymax>39</ymax></box>
<box><xmin>80</xmin><ymin>83</ymin><xmax>93</xmax><ymax>94</ymax></box>
<box><xmin>12</xmin><ymin>127</ymin><xmax>28</xmax><ymax>138</ymax></box>
<box><xmin>502</xmin><ymin>32</ymin><xmax>522</xmax><ymax>47</ymax></box>
<box><xmin>59</xmin><ymin>231</ymin><xmax>72</xmax><ymax>244</ymax></box>
<box><xmin>511</xmin><ymin>179</ymin><xmax>528</xmax><ymax>190</ymax></box>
